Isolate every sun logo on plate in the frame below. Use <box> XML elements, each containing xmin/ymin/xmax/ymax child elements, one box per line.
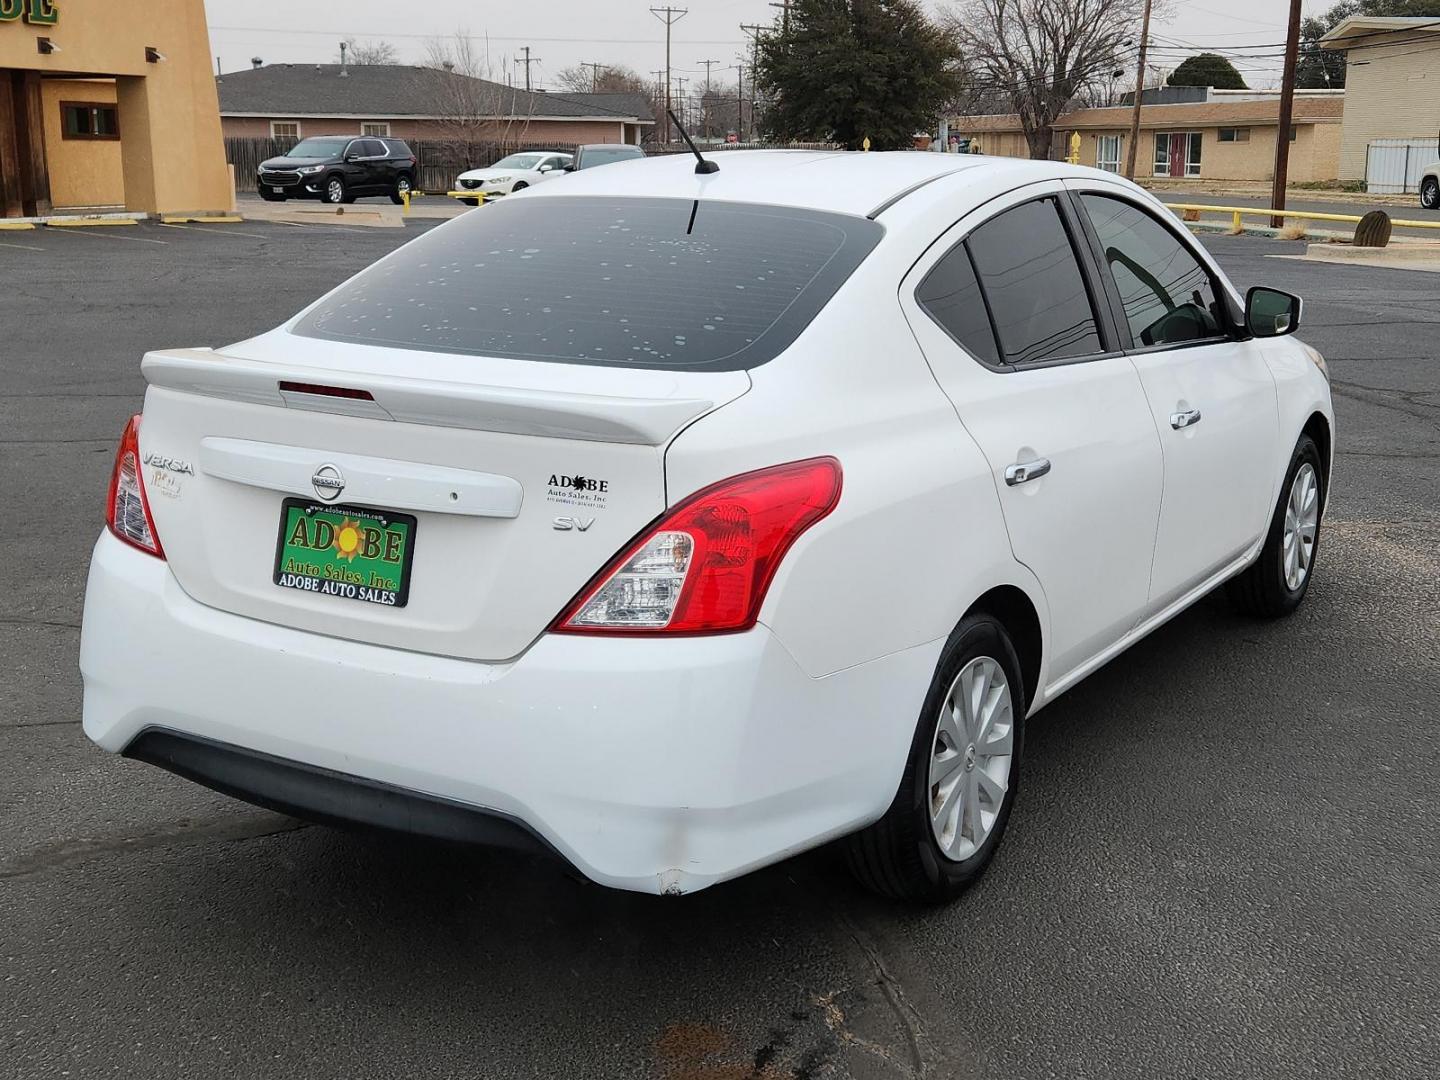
<box><xmin>332</xmin><ymin>517</ymin><xmax>364</xmax><ymax>561</ymax></box>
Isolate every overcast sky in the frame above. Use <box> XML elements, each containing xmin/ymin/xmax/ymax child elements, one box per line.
<box><xmin>204</xmin><ymin>0</ymin><xmax>1320</xmax><ymax>93</ymax></box>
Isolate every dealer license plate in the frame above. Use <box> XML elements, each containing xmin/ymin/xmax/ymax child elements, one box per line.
<box><xmin>272</xmin><ymin>185</ymin><xmax>284</xmax><ymax>193</ymax></box>
<box><xmin>273</xmin><ymin>499</ymin><xmax>416</xmax><ymax>608</ymax></box>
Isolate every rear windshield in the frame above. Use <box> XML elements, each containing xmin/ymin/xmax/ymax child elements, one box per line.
<box><xmin>291</xmin><ymin>196</ymin><xmax>883</xmax><ymax>371</ymax></box>
<box><xmin>579</xmin><ymin>148</ymin><xmax>644</xmax><ymax>168</ymax></box>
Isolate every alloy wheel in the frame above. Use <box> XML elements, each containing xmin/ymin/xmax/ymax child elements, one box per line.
<box><xmin>327</xmin><ymin>178</ymin><xmax>344</xmax><ymax>203</ymax></box>
<box><xmin>398</xmin><ymin>177</ymin><xmax>412</xmax><ymax>195</ymax></box>
<box><xmin>1283</xmin><ymin>462</ymin><xmax>1320</xmax><ymax>590</ymax></box>
<box><xmin>928</xmin><ymin>656</ymin><xmax>1015</xmax><ymax>862</ymax></box>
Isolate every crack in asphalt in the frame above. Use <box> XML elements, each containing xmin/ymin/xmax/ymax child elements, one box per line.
<box><xmin>0</xmin><ymin>814</ymin><xmax>311</xmax><ymax>881</ymax></box>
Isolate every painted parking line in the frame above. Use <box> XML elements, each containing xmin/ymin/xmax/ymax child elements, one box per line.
<box><xmin>269</xmin><ymin>220</ymin><xmax>375</xmax><ymax>234</ymax></box>
<box><xmin>0</xmin><ymin>240</ymin><xmax>45</xmax><ymax>251</ymax></box>
<box><xmin>158</xmin><ymin>222</ymin><xmax>274</xmax><ymax>240</ymax></box>
<box><xmin>44</xmin><ymin>226</ymin><xmax>168</xmax><ymax>245</ymax></box>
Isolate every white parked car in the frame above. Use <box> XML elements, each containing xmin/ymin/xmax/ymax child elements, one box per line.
<box><xmin>453</xmin><ymin>150</ymin><xmax>572</xmax><ymax>203</ymax></box>
<box><xmin>81</xmin><ymin>152</ymin><xmax>1333</xmax><ymax>901</ymax></box>
<box><xmin>1421</xmin><ymin>162</ymin><xmax>1440</xmax><ymax>210</ymax></box>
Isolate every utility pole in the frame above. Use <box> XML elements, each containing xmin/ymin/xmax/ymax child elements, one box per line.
<box><xmin>516</xmin><ymin>46</ymin><xmax>539</xmax><ymax>92</ymax></box>
<box><xmin>740</xmin><ymin>24</ymin><xmax>765</xmax><ymax>143</ymax></box>
<box><xmin>698</xmin><ymin>59</ymin><xmax>719</xmax><ymax>138</ymax></box>
<box><xmin>1123</xmin><ymin>0</ymin><xmax>1152</xmax><ymax>179</ymax></box>
<box><xmin>581</xmin><ymin>61</ymin><xmax>603</xmax><ymax>93</ymax></box>
<box><xmin>1271</xmin><ymin>0</ymin><xmax>1304</xmax><ymax>228</ymax></box>
<box><xmin>650</xmin><ymin>6</ymin><xmax>688</xmax><ymax>143</ymax></box>
<box><xmin>673</xmin><ymin>76</ymin><xmax>689</xmax><ymax>132</ymax></box>
<box><xmin>768</xmin><ymin>0</ymin><xmax>791</xmax><ymax>33</ymax></box>
<box><xmin>733</xmin><ymin>60</ymin><xmax>744</xmax><ymax>143</ymax></box>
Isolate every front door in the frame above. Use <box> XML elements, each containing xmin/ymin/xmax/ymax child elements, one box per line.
<box><xmin>901</xmin><ymin>184</ymin><xmax>1164</xmax><ymax>683</ymax></box>
<box><xmin>1071</xmin><ymin>186</ymin><xmax>1278</xmax><ymax>608</ymax></box>
<box><xmin>1168</xmin><ymin>134</ymin><xmax>1186</xmax><ymax>178</ymax></box>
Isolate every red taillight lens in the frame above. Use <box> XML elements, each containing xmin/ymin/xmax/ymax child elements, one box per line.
<box><xmin>105</xmin><ymin>414</ymin><xmax>165</xmax><ymax>559</ymax></box>
<box><xmin>551</xmin><ymin>457</ymin><xmax>841</xmax><ymax>635</ymax></box>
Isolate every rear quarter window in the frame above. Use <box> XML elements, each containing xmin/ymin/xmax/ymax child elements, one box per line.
<box><xmin>291</xmin><ymin>197</ymin><xmax>883</xmax><ymax>371</ymax></box>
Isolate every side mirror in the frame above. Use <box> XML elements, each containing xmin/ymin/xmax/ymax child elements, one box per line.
<box><xmin>562</xmin><ymin>163</ymin><xmax>576</xmax><ymax>172</ymax></box>
<box><xmin>345</xmin><ymin>154</ymin><xmax>360</xmax><ymax>163</ymax></box>
<box><xmin>538</xmin><ymin>164</ymin><xmax>553</xmax><ymax>173</ymax></box>
<box><xmin>1245</xmin><ymin>286</ymin><xmax>1302</xmax><ymax>338</ymax></box>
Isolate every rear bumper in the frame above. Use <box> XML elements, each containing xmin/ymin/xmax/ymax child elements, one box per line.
<box><xmin>80</xmin><ymin>532</ymin><xmax>936</xmax><ymax>894</ymax></box>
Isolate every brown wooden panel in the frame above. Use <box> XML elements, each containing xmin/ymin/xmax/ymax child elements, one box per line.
<box><xmin>16</xmin><ymin>71</ymin><xmax>52</xmax><ymax>216</ymax></box>
<box><xmin>0</xmin><ymin>77</ymin><xmax>24</xmax><ymax>219</ymax></box>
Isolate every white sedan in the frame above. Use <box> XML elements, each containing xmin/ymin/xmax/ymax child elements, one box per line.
<box><xmin>81</xmin><ymin>152</ymin><xmax>1333</xmax><ymax>900</ymax></box>
<box><xmin>453</xmin><ymin>150</ymin><xmax>572</xmax><ymax>202</ymax></box>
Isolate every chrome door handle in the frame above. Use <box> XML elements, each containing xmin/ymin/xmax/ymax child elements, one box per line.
<box><xmin>1170</xmin><ymin>409</ymin><xmax>1203</xmax><ymax>430</ymax></box>
<box><xmin>1005</xmin><ymin>458</ymin><xmax>1051</xmax><ymax>486</ymax></box>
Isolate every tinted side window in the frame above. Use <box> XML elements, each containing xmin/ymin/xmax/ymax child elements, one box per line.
<box><xmin>915</xmin><ymin>243</ymin><xmax>1000</xmax><ymax>366</ymax></box>
<box><xmin>967</xmin><ymin>198</ymin><xmax>1103</xmax><ymax>365</ymax></box>
<box><xmin>361</xmin><ymin>139</ymin><xmax>387</xmax><ymax>157</ymax></box>
<box><xmin>1080</xmin><ymin>194</ymin><xmax>1223</xmax><ymax>347</ymax></box>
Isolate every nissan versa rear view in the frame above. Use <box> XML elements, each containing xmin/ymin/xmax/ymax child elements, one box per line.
<box><xmin>80</xmin><ymin>151</ymin><xmax>1333</xmax><ymax>900</ymax></box>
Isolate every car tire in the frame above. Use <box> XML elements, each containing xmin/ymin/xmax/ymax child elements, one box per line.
<box><xmin>844</xmin><ymin>613</ymin><xmax>1025</xmax><ymax>903</ymax></box>
<box><xmin>390</xmin><ymin>174</ymin><xmax>414</xmax><ymax>205</ymax></box>
<box><xmin>322</xmin><ymin>176</ymin><xmax>346</xmax><ymax>205</ymax></box>
<box><xmin>1421</xmin><ymin>177</ymin><xmax>1439</xmax><ymax>211</ymax></box>
<box><xmin>511</xmin><ymin>181</ymin><xmax>528</xmax><ymax>192</ymax></box>
<box><xmin>1226</xmin><ymin>434</ymin><xmax>1325</xmax><ymax>618</ymax></box>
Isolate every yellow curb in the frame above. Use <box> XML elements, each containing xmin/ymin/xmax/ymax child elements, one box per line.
<box><xmin>446</xmin><ymin>191</ymin><xmax>485</xmax><ymax>202</ymax></box>
<box><xmin>160</xmin><ymin>215</ymin><xmax>245</xmax><ymax>224</ymax></box>
<box><xmin>45</xmin><ymin>217</ymin><xmax>138</xmax><ymax>227</ymax></box>
<box><xmin>0</xmin><ymin>222</ymin><xmax>37</xmax><ymax>230</ymax></box>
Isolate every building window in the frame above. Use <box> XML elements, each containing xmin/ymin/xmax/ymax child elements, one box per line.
<box><xmin>1153</xmin><ymin>132</ymin><xmax>1202</xmax><ymax>178</ymax></box>
<box><xmin>1289</xmin><ymin>125</ymin><xmax>1298</xmax><ymax>142</ymax></box>
<box><xmin>270</xmin><ymin>121</ymin><xmax>300</xmax><ymax>140</ymax></box>
<box><xmin>1096</xmin><ymin>134</ymin><xmax>1122</xmax><ymax>173</ymax></box>
<box><xmin>60</xmin><ymin>102</ymin><xmax>120</xmax><ymax>140</ymax></box>
<box><xmin>360</xmin><ymin>121</ymin><xmax>391</xmax><ymax>137</ymax></box>
<box><xmin>1218</xmin><ymin>127</ymin><xmax>1250</xmax><ymax>143</ymax></box>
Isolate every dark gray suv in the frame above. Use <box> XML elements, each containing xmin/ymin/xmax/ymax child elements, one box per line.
<box><xmin>258</xmin><ymin>136</ymin><xmax>418</xmax><ymax>204</ymax></box>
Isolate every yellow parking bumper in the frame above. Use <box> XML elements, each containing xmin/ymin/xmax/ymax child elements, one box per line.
<box><xmin>446</xmin><ymin>190</ymin><xmax>486</xmax><ymax>204</ymax></box>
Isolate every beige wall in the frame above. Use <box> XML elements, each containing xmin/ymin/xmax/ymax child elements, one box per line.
<box><xmin>0</xmin><ymin>0</ymin><xmax>232</xmax><ymax>214</ymax></box>
<box><xmin>220</xmin><ymin>115</ymin><xmax>636</xmax><ymax>145</ymax></box>
<box><xmin>39</xmin><ymin>78</ymin><xmax>124</xmax><ymax>207</ymax></box>
<box><xmin>1334</xmin><ymin>33</ymin><xmax>1440</xmax><ymax>180</ymax></box>
<box><xmin>957</xmin><ymin>122</ymin><xmax>1340</xmax><ymax>182</ymax></box>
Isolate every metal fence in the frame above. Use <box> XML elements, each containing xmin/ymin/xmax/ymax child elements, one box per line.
<box><xmin>1364</xmin><ymin>137</ymin><xmax>1440</xmax><ymax>195</ymax></box>
<box><xmin>226</xmin><ymin>137</ymin><xmax>840</xmax><ymax>194</ymax></box>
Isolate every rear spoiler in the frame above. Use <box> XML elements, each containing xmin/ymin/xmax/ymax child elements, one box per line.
<box><xmin>140</xmin><ymin>349</ymin><xmax>719</xmax><ymax>446</ymax></box>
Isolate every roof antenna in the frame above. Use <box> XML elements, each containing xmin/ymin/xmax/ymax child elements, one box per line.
<box><xmin>667</xmin><ymin>108</ymin><xmax>718</xmax><ymax>174</ymax></box>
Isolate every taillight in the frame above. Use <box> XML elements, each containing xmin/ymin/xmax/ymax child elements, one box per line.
<box><xmin>551</xmin><ymin>457</ymin><xmax>841</xmax><ymax>635</ymax></box>
<box><xmin>105</xmin><ymin>414</ymin><xmax>165</xmax><ymax>559</ymax></box>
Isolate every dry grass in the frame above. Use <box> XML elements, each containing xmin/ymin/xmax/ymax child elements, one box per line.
<box><xmin>1279</xmin><ymin>223</ymin><xmax>1310</xmax><ymax>240</ymax></box>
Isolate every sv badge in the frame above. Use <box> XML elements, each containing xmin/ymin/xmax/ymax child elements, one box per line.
<box><xmin>552</xmin><ymin>516</ymin><xmax>596</xmax><ymax>532</ymax></box>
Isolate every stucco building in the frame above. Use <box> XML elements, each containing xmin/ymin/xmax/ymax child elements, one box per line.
<box><xmin>952</xmin><ymin>91</ymin><xmax>1344</xmax><ymax>183</ymax></box>
<box><xmin>0</xmin><ymin>0</ymin><xmax>231</xmax><ymax>218</ymax></box>
<box><xmin>1321</xmin><ymin>17</ymin><xmax>1440</xmax><ymax>187</ymax></box>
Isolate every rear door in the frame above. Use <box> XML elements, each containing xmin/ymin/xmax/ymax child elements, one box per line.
<box><xmin>359</xmin><ymin>139</ymin><xmax>390</xmax><ymax>192</ymax></box>
<box><xmin>900</xmin><ymin>183</ymin><xmax>1164</xmax><ymax>681</ymax></box>
<box><xmin>1069</xmin><ymin>185</ymin><xmax>1278</xmax><ymax>608</ymax></box>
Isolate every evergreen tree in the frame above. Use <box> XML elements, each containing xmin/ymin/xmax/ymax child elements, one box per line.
<box><xmin>1167</xmin><ymin>53</ymin><xmax>1248</xmax><ymax>90</ymax></box>
<box><xmin>756</xmin><ymin>0</ymin><xmax>962</xmax><ymax>150</ymax></box>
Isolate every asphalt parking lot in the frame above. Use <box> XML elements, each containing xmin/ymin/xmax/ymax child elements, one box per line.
<box><xmin>2</xmin><ymin>219</ymin><xmax>1436</xmax><ymax>1079</ymax></box>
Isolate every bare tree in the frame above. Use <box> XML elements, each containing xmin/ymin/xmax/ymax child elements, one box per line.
<box><xmin>336</xmin><ymin>38</ymin><xmax>399</xmax><ymax>65</ymax></box>
<box><xmin>553</xmin><ymin>63</ymin><xmax>650</xmax><ymax>95</ymax></box>
<box><xmin>947</xmin><ymin>0</ymin><xmax>1151</xmax><ymax>159</ymax></box>
<box><xmin>421</xmin><ymin>31</ymin><xmax>535</xmax><ymax>149</ymax></box>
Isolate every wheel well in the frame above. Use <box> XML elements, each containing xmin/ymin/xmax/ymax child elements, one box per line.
<box><xmin>1302</xmin><ymin>411</ymin><xmax>1331</xmax><ymax>498</ymax></box>
<box><xmin>967</xmin><ymin>585</ymin><xmax>1042</xmax><ymax>711</ymax></box>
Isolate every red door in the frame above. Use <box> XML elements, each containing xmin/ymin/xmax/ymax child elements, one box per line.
<box><xmin>1168</xmin><ymin>134</ymin><xmax>1186</xmax><ymax>177</ymax></box>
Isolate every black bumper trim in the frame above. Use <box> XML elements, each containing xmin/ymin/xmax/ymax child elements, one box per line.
<box><xmin>123</xmin><ymin>728</ymin><xmax>561</xmax><ymax>860</ymax></box>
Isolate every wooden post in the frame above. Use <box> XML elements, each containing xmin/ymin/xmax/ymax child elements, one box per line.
<box><xmin>1124</xmin><ymin>0</ymin><xmax>1154</xmax><ymax>180</ymax></box>
<box><xmin>15</xmin><ymin>72</ymin><xmax>52</xmax><ymax>217</ymax></box>
<box><xmin>1270</xmin><ymin>0</ymin><xmax>1303</xmax><ymax>228</ymax></box>
<box><xmin>0</xmin><ymin>76</ymin><xmax>23</xmax><ymax>219</ymax></box>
